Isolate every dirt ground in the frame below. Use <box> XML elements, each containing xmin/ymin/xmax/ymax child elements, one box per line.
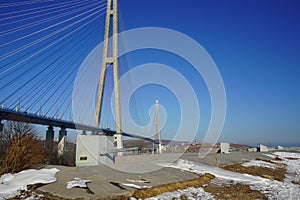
<box><xmin>203</xmin><ymin>183</ymin><xmax>267</xmax><ymax>200</ymax></box>
<box><xmin>222</xmin><ymin>162</ymin><xmax>287</xmax><ymax>182</ymax></box>
<box><xmin>292</xmin><ymin>180</ymin><xmax>300</xmax><ymax>185</ymax></box>
<box><xmin>131</xmin><ymin>173</ymin><xmax>215</xmax><ymax>199</ymax></box>
<box><xmin>128</xmin><ymin>156</ymin><xmax>289</xmax><ymax>200</ymax></box>
<box><xmin>130</xmin><ymin>175</ymin><xmax>268</xmax><ymax>200</ymax></box>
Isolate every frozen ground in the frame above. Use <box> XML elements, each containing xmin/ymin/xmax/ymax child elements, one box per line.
<box><xmin>242</xmin><ymin>160</ymin><xmax>279</xmax><ymax>169</ymax></box>
<box><xmin>0</xmin><ymin>168</ymin><xmax>59</xmax><ymax>200</ymax></box>
<box><xmin>145</xmin><ymin>187</ymin><xmax>215</xmax><ymax>200</ymax></box>
<box><xmin>153</xmin><ymin>151</ymin><xmax>300</xmax><ymax>200</ymax></box>
<box><xmin>1</xmin><ymin>152</ymin><xmax>300</xmax><ymax>199</ymax></box>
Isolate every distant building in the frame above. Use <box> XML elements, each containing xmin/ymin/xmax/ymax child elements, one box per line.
<box><xmin>278</xmin><ymin>145</ymin><xmax>284</xmax><ymax>150</ymax></box>
<box><xmin>260</xmin><ymin>144</ymin><xmax>269</xmax><ymax>152</ymax></box>
<box><xmin>248</xmin><ymin>147</ymin><xmax>258</xmax><ymax>152</ymax></box>
<box><xmin>220</xmin><ymin>142</ymin><xmax>230</xmax><ymax>154</ymax></box>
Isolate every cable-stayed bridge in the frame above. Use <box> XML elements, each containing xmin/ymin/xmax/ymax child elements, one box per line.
<box><xmin>0</xmin><ymin>0</ymin><xmax>159</xmax><ymax>154</ymax></box>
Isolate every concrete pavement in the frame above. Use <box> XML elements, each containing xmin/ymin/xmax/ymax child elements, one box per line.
<box><xmin>38</xmin><ymin>152</ymin><xmax>270</xmax><ymax>199</ymax></box>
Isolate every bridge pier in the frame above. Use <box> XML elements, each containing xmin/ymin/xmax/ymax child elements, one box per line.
<box><xmin>0</xmin><ymin>120</ymin><xmax>3</xmax><ymax>140</ymax></box>
<box><xmin>45</xmin><ymin>126</ymin><xmax>54</xmax><ymax>163</ymax></box>
<box><xmin>58</xmin><ymin>128</ymin><xmax>67</xmax><ymax>165</ymax></box>
<box><xmin>59</xmin><ymin>128</ymin><xmax>67</xmax><ymax>142</ymax></box>
<box><xmin>46</xmin><ymin>126</ymin><xmax>54</xmax><ymax>142</ymax></box>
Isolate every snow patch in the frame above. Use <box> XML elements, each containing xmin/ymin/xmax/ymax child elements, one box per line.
<box><xmin>122</xmin><ymin>183</ymin><xmax>151</xmax><ymax>189</ymax></box>
<box><xmin>264</xmin><ymin>153</ymin><xmax>276</xmax><ymax>158</ymax></box>
<box><xmin>274</xmin><ymin>152</ymin><xmax>300</xmax><ymax>184</ymax></box>
<box><xmin>242</xmin><ymin>160</ymin><xmax>279</xmax><ymax>169</ymax></box>
<box><xmin>159</xmin><ymin>159</ymin><xmax>264</xmax><ymax>183</ymax></box>
<box><xmin>127</xmin><ymin>179</ymin><xmax>150</xmax><ymax>183</ymax></box>
<box><xmin>160</xmin><ymin>152</ymin><xmax>300</xmax><ymax>200</ymax></box>
<box><xmin>274</xmin><ymin>152</ymin><xmax>300</xmax><ymax>159</ymax></box>
<box><xmin>66</xmin><ymin>178</ymin><xmax>91</xmax><ymax>189</ymax></box>
<box><xmin>0</xmin><ymin>168</ymin><xmax>59</xmax><ymax>200</ymax></box>
<box><xmin>145</xmin><ymin>187</ymin><xmax>215</xmax><ymax>200</ymax></box>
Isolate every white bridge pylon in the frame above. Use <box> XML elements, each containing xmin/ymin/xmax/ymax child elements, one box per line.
<box><xmin>94</xmin><ymin>0</ymin><xmax>123</xmax><ymax>150</ymax></box>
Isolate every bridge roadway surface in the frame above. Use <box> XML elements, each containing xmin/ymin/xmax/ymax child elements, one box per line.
<box><xmin>38</xmin><ymin>152</ymin><xmax>270</xmax><ymax>199</ymax></box>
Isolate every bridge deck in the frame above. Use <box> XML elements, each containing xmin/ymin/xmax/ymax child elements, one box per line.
<box><xmin>0</xmin><ymin>108</ymin><xmax>158</xmax><ymax>143</ymax></box>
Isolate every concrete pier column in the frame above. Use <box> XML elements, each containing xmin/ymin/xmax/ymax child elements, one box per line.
<box><xmin>82</xmin><ymin>130</ymin><xmax>87</xmax><ymax>135</ymax></box>
<box><xmin>46</xmin><ymin>126</ymin><xmax>54</xmax><ymax>142</ymax></box>
<box><xmin>58</xmin><ymin>127</ymin><xmax>67</xmax><ymax>165</ymax></box>
<box><xmin>0</xmin><ymin>120</ymin><xmax>3</xmax><ymax>140</ymax></box>
<box><xmin>59</xmin><ymin>128</ymin><xmax>67</xmax><ymax>142</ymax></box>
<box><xmin>45</xmin><ymin>126</ymin><xmax>55</xmax><ymax>161</ymax></box>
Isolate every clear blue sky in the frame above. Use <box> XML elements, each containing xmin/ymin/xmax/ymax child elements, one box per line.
<box><xmin>0</xmin><ymin>0</ymin><xmax>299</xmax><ymax>146</ymax></box>
<box><xmin>119</xmin><ymin>0</ymin><xmax>300</xmax><ymax>146</ymax></box>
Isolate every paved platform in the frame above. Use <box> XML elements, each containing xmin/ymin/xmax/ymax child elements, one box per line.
<box><xmin>38</xmin><ymin>152</ymin><xmax>270</xmax><ymax>199</ymax></box>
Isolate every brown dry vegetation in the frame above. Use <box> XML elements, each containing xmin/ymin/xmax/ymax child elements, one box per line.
<box><xmin>222</xmin><ymin>163</ymin><xmax>287</xmax><ymax>181</ymax></box>
<box><xmin>203</xmin><ymin>183</ymin><xmax>267</xmax><ymax>200</ymax></box>
<box><xmin>0</xmin><ymin>137</ymin><xmax>45</xmax><ymax>175</ymax></box>
<box><xmin>0</xmin><ymin>121</ymin><xmax>46</xmax><ymax>175</ymax></box>
<box><xmin>271</xmin><ymin>157</ymin><xmax>283</xmax><ymax>161</ymax></box>
<box><xmin>132</xmin><ymin>173</ymin><xmax>215</xmax><ymax>199</ymax></box>
<box><xmin>284</xmin><ymin>157</ymin><xmax>299</xmax><ymax>160</ymax></box>
<box><xmin>292</xmin><ymin>180</ymin><xmax>300</xmax><ymax>185</ymax></box>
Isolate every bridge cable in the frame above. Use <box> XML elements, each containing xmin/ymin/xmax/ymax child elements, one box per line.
<box><xmin>0</xmin><ymin>0</ymin><xmax>95</xmax><ymax>16</ymax></box>
<box><xmin>0</xmin><ymin>13</ymin><xmax>102</xmax><ymax>91</ymax></box>
<box><xmin>37</xmin><ymin>64</ymin><xmax>78</xmax><ymax>115</ymax></box>
<box><xmin>0</xmin><ymin>0</ymin><xmax>96</xmax><ymax>22</ymax></box>
<box><xmin>5</xmin><ymin>21</ymin><xmax>101</xmax><ymax>107</ymax></box>
<box><xmin>22</xmin><ymin>15</ymin><xmax>103</xmax><ymax>111</ymax></box>
<box><xmin>0</xmin><ymin>15</ymin><xmax>105</xmax><ymax>111</ymax></box>
<box><xmin>0</xmin><ymin>0</ymin><xmax>100</xmax><ymax>35</ymax></box>
<box><xmin>0</xmin><ymin>4</ymin><xmax>105</xmax><ymax>48</ymax></box>
<box><xmin>0</xmin><ymin>6</ymin><xmax>106</xmax><ymax>76</ymax></box>
<box><xmin>3</xmin><ymin>23</ymin><xmax>95</xmax><ymax>108</ymax></box>
<box><xmin>0</xmin><ymin>0</ymin><xmax>55</xmax><ymax>8</ymax></box>
<box><xmin>44</xmin><ymin>24</ymin><xmax>103</xmax><ymax>116</ymax></box>
<box><xmin>0</xmin><ymin>2</ymin><xmax>106</xmax><ymax>63</ymax></box>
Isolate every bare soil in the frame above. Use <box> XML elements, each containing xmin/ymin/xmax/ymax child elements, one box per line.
<box><xmin>292</xmin><ymin>180</ymin><xmax>300</xmax><ymax>185</ymax></box>
<box><xmin>222</xmin><ymin>163</ymin><xmax>287</xmax><ymax>181</ymax></box>
<box><xmin>284</xmin><ymin>157</ymin><xmax>299</xmax><ymax>160</ymax></box>
<box><xmin>131</xmin><ymin>173</ymin><xmax>215</xmax><ymax>199</ymax></box>
<box><xmin>203</xmin><ymin>183</ymin><xmax>267</xmax><ymax>200</ymax></box>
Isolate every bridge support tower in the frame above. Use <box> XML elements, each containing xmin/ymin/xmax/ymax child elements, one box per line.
<box><xmin>95</xmin><ymin>0</ymin><xmax>123</xmax><ymax>150</ymax></box>
<box><xmin>154</xmin><ymin>100</ymin><xmax>162</xmax><ymax>154</ymax></box>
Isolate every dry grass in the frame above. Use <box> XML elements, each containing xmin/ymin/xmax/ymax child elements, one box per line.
<box><xmin>284</xmin><ymin>157</ymin><xmax>299</xmax><ymax>160</ymax></box>
<box><xmin>203</xmin><ymin>183</ymin><xmax>267</xmax><ymax>200</ymax></box>
<box><xmin>271</xmin><ymin>157</ymin><xmax>283</xmax><ymax>161</ymax></box>
<box><xmin>292</xmin><ymin>180</ymin><xmax>300</xmax><ymax>185</ymax></box>
<box><xmin>132</xmin><ymin>173</ymin><xmax>215</xmax><ymax>199</ymax></box>
<box><xmin>222</xmin><ymin>163</ymin><xmax>287</xmax><ymax>181</ymax></box>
